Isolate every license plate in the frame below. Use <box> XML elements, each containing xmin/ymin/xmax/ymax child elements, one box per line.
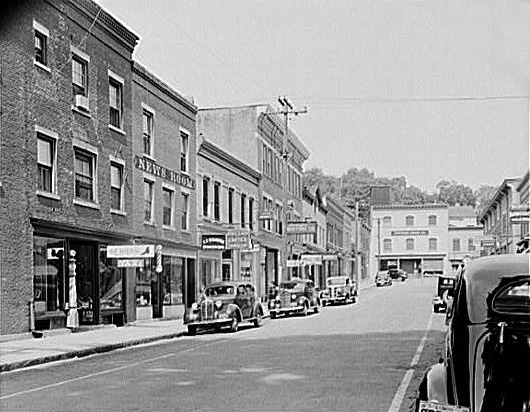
<box><xmin>418</xmin><ymin>401</ymin><xmax>470</xmax><ymax>412</ymax></box>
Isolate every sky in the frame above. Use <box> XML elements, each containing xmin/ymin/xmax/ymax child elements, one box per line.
<box><xmin>98</xmin><ymin>0</ymin><xmax>530</xmax><ymax>193</ymax></box>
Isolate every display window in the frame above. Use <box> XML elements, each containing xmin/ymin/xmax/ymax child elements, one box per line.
<box><xmin>136</xmin><ymin>260</ymin><xmax>153</xmax><ymax>306</ymax></box>
<box><xmin>99</xmin><ymin>247</ymin><xmax>124</xmax><ymax>310</ymax></box>
<box><xmin>33</xmin><ymin>236</ymin><xmax>66</xmax><ymax>313</ymax></box>
<box><xmin>162</xmin><ymin>255</ymin><xmax>184</xmax><ymax>305</ymax></box>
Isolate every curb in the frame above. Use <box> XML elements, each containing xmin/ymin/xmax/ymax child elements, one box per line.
<box><xmin>0</xmin><ymin>331</ymin><xmax>187</xmax><ymax>373</ymax></box>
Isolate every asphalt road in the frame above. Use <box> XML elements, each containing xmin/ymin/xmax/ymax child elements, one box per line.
<box><xmin>1</xmin><ymin>276</ymin><xmax>447</xmax><ymax>412</ymax></box>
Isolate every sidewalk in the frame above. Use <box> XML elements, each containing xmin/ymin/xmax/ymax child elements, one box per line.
<box><xmin>0</xmin><ymin>319</ymin><xmax>188</xmax><ymax>373</ymax></box>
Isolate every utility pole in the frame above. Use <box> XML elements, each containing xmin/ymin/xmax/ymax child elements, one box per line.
<box><xmin>277</xmin><ymin>96</ymin><xmax>308</xmax><ymax>283</ymax></box>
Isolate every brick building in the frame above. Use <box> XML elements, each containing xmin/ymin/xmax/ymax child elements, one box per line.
<box><xmin>130</xmin><ymin>62</ymin><xmax>198</xmax><ymax>321</ymax></box>
<box><xmin>0</xmin><ymin>0</ymin><xmax>139</xmax><ymax>334</ymax></box>
<box><xmin>446</xmin><ymin>206</ymin><xmax>483</xmax><ymax>272</ymax></box>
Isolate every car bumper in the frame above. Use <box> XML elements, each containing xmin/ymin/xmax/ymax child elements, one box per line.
<box><xmin>185</xmin><ymin>318</ymin><xmax>233</xmax><ymax>327</ymax></box>
<box><xmin>324</xmin><ymin>297</ymin><xmax>348</xmax><ymax>303</ymax></box>
<box><xmin>270</xmin><ymin>305</ymin><xmax>305</xmax><ymax>315</ymax></box>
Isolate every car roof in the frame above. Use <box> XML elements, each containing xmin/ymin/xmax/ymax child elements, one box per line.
<box><xmin>462</xmin><ymin>254</ymin><xmax>529</xmax><ymax>323</ymax></box>
<box><xmin>281</xmin><ymin>278</ymin><xmax>308</xmax><ymax>283</ymax></box>
<box><xmin>206</xmin><ymin>281</ymin><xmax>247</xmax><ymax>288</ymax></box>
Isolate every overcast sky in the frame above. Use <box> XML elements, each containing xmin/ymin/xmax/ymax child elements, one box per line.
<box><xmin>99</xmin><ymin>0</ymin><xmax>530</xmax><ymax>192</ymax></box>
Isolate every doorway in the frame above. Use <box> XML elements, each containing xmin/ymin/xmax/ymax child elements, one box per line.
<box><xmin>70</xmin><ymin>241</ymin><xmax>98</xmax><ymax>325</ymax></box>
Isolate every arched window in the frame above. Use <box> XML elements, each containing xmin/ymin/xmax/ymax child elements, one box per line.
<box><xmin>428</xmin><ymin>215</ymin><xmax>437</xmax><ymax>226</ymax></box>
<box><xmin>406</xmin><ymin>215</ymin><xmax>414</xmax><ymax>226</ymax></box>
<box><xmin>406</xmin><ymin>238</ymin><xmax>414</xmax><ymax>250</ymax></box>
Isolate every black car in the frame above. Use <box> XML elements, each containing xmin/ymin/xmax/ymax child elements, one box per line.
<box><xmin>269</xmin><ymin>278</ymin><xmax>320</xmax><ymax>318</ymax></box>
<box><xmin>388</xmin><ymin>268</ymin><xmax>408</xmax><ymax>281</ymax></box>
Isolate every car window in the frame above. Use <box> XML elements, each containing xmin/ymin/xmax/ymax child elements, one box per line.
<box><xmin>280</xmin><ymin>282</ymin><xmax>304</xmax><ymax>292</ymax></box>
<box><xmin>205</xmin><ymin>285</ymin><xmax>235</xmax><ymax>296</ymax></box>
<box><xmin>491</xmin><ymin>279</ymin><xmax>530</xmax><ymax>315</ymax></box>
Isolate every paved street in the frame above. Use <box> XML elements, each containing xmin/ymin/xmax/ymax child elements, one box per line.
<box><xmin>1</xmin><ymin>277</ymin><xmax>446</xmax><ymax>412</ymax></box>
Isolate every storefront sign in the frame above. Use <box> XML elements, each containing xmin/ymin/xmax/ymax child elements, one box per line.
<box><xmin>287</xmin><ymin>259</ymin><xmax>305</xmax><ymax>267</ymax></box>
<box><xmin>322</xmin><ymin>254</ymin><xmax>338</xmax><ymax>261</ymax></box>
<box><xmin>510</xmin><ymin>206</ymin><xmax>530</xmax><ymax>224</ymax></box>
<box><xmin>117</xmin><ymin>259</ymin><xmax>144</xmax><ymax>268</ymax></box>
<box><xmin>301</xmin><ymin>254</ymin><xmax>323</xmax><ymax>265</ymax></box>
<box><xmin>107</xmin><ymin>245</ymin><xmax>155</xmax><ymax>258</ymax></box>
<box><xmin>226</xmin><ymin>230</ymin><xmax>251</xmax><ymax>249</ymax></box>
<box><xmin>201</xmin><ymin>234</ymin><xmax>226</xmax><ymax>250</ymax></box>
<box><xmin>481</xmin><ymin>237</ymin><xmax>495</xmax><ymax>247</ymax></box>
<box><xmin>134</xmin><ymin>155</ymin><xmax>195</xmax><ymax>189</ymax></box>
<box><xmin>259</xmin><ymin>211</ymin><xmax>274</xmax><ymax>220</ymax></box>
<box><xmin>286</xmin><ymin>221</ymin><xmax>317</xmax><ymax>235</ymax></box>
<box><xmin>391</xmin><ymin>230</ymin><xmax>429</xmax><ymax>236</ymax></box>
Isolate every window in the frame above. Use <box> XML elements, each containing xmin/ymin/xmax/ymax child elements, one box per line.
<box><xmin>428</xmin><ymin>215</ymin><xmax>437</xmax><ymax>226</ymax></box>
<box><xmin>276</xmin><ymin>202</ymin><xmax>282</xmax><ymax>234</ymax></box>
<box><xmin>72</xmin><ymin>55</ymin><xmax>88</xmax><ymax>97</ymax></box>
<box><xmin>162</xmin><ymin>187</ymin><xmax>174</xmax><ymax>227</ymax></box>
<box><xmin>34</xmin><ymin>30</ymin><xmax>47</xmax><ymax>66</ymax></box>
<box><xmin>142</xmin><ymin>110</ymin><xmax>154</xmax><ymax>156</ymax></box>
<box><xmin>202</xmin><ymin>177</ymin><xmax>209</xmax><ymax>216</ymax></box>
<box><xmin>383</xmin><ymin>216</ymin><xmax>392</xmax><ymax>227</ymax></box>
<box><xmin>429</xmin><ymin>238</ymin><xmax>437</xmax><ymax>251</ymax></box>
<box><xmin>74</xmin><ymin>149</ymin><xmax>96</xmax><ymax>202</ymax></box>
<box><xmin>181</xmin><ymin>192</ymin><xmax>189</xmax><ymax>231</ymax></box>
<box><xmin>109</xmin><ymin>77</ymin><xmax>123</xmax><ymax>129</ymax></box>
<box><xmin>383</xmin><ymin>239</ymin><xmax>392</xmax><ymax>252</ymax></box>
<box><xmin>144</xmin><ymin>179</ymin><xmax>154</xmax><ymax>222</ymax></box>
<box><xmin>214</xmin><ymin>182</ymin><xmax>220</xmax><ymax>221</ymax></box>
<box><xmin>241</xmin><ymin>194</ymin><xmax>246</xmax><ymax>228</ymax></box>
<box><xmin>249</xmin><ymin>197</ymin><xmax>254</xmax><ymax>231</ymax></box>
<box><xmin>180</xmin><ymin>130</ymin><xmax>189</xmax><ymax>172</ymax></box>
<box><xmin>33</xmin><ymin>236</ymin><xmax>66</xmax><ymax>313</ymax></box>
<box><xmin>468</xmin><ymin>238</ymin><xmax>476</xmax><ymax>251</ymax></box>
<box><xmin>37</xmin><ymin>134</ymin><xmax>55</xmax><ymax>193</ymax></box>
<box><xmin>110</xmin><ymin>162</ymin><xmax>123</xmax><ymax>211</ymax></box>
<box><xmin>406</xmin><ymin>216</ymin><xmax>414</xmax><ymax>226</ymax></box>
<box><xmin>406</xmin><ymin>238</ymin><xmax>414</xmax><ymax>250</ymax></box>
<box><xmin>228</xmin><ymin>189</ymin><xmax>234</xmax><ymax>224</ymax></box>
<box><xmin>453</xmin><ymin>238</ymin><xmax>461</xmax><ymax>252</ymax></box>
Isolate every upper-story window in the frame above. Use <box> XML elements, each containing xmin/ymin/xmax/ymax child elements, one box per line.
<box><xmin>241</xmin><ymin>194</ymin><xmax>246</xmax><ymax>228</ymax></box>
<box><xmin>453</xmin><ymin>238</ymin><xmax>461</xmax><ymax>252</ymax></box>
<box><xmin>213</xmin><ymin>182</ymin><xmax>220</xmax><ymax>221</ymax></box>
<box><xmin>406</xmin><ymin>216</ymin><xmax>414</xmax><ymax>226</ymax></box>
<box><xmin>228</xmin><ymin>188</ymin><xmax>234</xmax><ymax>224</ymax></box>
<box><xmin>162</xmin><ymin>186</ymin><xmax>174</xmax><ymax>227</ymax></box>
<box><xmin>34</xmin><ymin>20</ymin><xmax>49</xmax><ymax>68</ymax></box>
<box><xmin>383</xmin><ymin>239</ymin><xmax>392</xmax><ymax>252</ymax></box>
<box><xmin>144</xmin><ymin>179</ymin><xmax>154</xmax><ymax>223</ymax></box>
<box><xmin>71</xmin><ymin>47</ymin><xmax>89</xmax><ymax>106</ymax></box>
<box><xmin>202</xmin><ymin>177</ymin><xmax>209</xmax><ymax>217</ymax></box>
<box><xmin>108</xmin><ymin>71</ymin><xmax>123</xmax><ymax>130</ymax></box>
<box><xmin>383</xmin><ymin>216</ymin><xmax>392</xmax><ymax>227</ymax></box>
<box><xmin>275</xmin><ymin>202</ymin><xmax>282</xmax><ymax>234</ymax></box>
<box><xmin>74</xmin><ymin>148</ymin><xmax>96</xmax><ymax>202</ymax></box>
<box><xmin>180</xmin><ymin>130</ymin><xmax>189</xmax><ymax>173</ymax></box>
<box><xmin>406</xmin><ymin>238</ymin><xmax>414</xmax><ymax>250</ymax></box>
<box><xmin>468</xmin><ymin>238</ymin><xmax>476</xmax><ymax>252</ymax></box>
<box><xmin>36</xmin><ymin>129</ymin><xmax>57</xmax><ymax>195</ymax></box>
<box><xmin>142</xmin><ymin>109</ymin><xmax>154</xmax><ymax>157</ymax></box>
<box><xmin>429</xmin><ymin>238</ymin><xmax>437</xmax><ymax>251</ymax></box>
<box><xmin>428</xmin><ymin>215</ymin><xmax>437</xmax><ymax>226</ymax></box>
<box><xmin>110</xmin><ymin>160</ymin><xmax>124</xmax><ymax>212</ymax></box>
<box><xmin>181</xmin><ymin>192</ymin><xmax>189</xmax><ymax>231</ymax></box>
<box><xmin>249</xmin><ymin>197</ymin><xmax>254</xmax><ymax>231</ymax></box>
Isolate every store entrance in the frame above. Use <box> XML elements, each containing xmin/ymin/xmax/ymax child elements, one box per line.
<box><xmin>70</xmin><ymin>241</ymin><xmax>98</xmax><ymax>325</ymax></box>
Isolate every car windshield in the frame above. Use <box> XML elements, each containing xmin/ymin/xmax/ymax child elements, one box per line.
<box><xmin>204</xmin><ymin>285</ymin><xmax>235</xmax><ymax>296</ymax></box>
<box><xmin>280</xmin><ymin>282</ymin><xmax>305</xmax><ymax>292</ymax></box>
<box><xmin>327</xmin><ymin>278</ymin><xmax>346</xmax><ymax>286</ymax></box>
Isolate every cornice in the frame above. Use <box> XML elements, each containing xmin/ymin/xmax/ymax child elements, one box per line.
<box><xmin>372</xmin><ymin>203</ymin><xmax>449</xmax><ymax>211</ymax></box>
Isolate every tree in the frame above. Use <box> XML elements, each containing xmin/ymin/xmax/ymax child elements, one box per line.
<box><xmin>474</xmin><ymin>184</ymin><xmax>497</xmax><ymax>216</ymax></box>
<box><xmin>436</xmin><ymin>180</ymin><xmax>476</xmax><ymax>206</ymax></box>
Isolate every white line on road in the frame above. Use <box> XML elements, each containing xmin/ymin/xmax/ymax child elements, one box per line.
<box><xmin>0</xmin><ymin>339</ymin><xmax>227</xmax><ymax>400</ymax></box>
<box><xmin>387</xmin><ymin>312</ymin><xmax>434</xmax><ymax>412</ymax></box>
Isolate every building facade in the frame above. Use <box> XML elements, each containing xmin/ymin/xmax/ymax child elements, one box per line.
<box><xmin>196</xmin><ymin>138</ymin><xmax>261</xmax><ymax>296</ymax></box>
<box><xmin>447</xmin><ymin>206</ymin><xmax>483</xmax><ymax>272</ymax></box>
<box><xmin>370</xmin><ymin>204</ymin><xmax>450</xmax><ymax>276</ymax></box>
<box><xmin>130</xmin><ymin>62</ymin><xmax>198</xmax><ymax>321</ymax></box>
<box><xmin>514</xmin><ymin>170</ymin><xmax>529</xmax><ymax>253</ymax></box>
<box><xmin>322</xmin><ymin>196</ymin><xmax>345</xmax><ymax>278</ymax></box>
<box><xmin>1</xmin><ymin>0</ymin><xmax>139</xmax><ymax>334</ymax></box>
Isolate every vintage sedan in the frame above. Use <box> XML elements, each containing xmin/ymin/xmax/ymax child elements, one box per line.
<box><xmin>269</xmin><ymin>278</ymin><xmax>320</xmax><ymax>318</ymax></box>
<box><xmin>416</xmin><ymin>254</ymin><xmax>530</xmax><ymax>412</ymax></box>
<box><xmin>184</xmin><ymin>281</ymin><xmax>264</xmax><ymax>335</ymax></box>
<box><xmin>320</xmin><ymin>276</ymin><xmax>358</xmax><ymax>305</ymax></box>
<box><xmin>375</xmin><ymin>271</ymin><xmax>392</xmax><ymax>287</ymax></box>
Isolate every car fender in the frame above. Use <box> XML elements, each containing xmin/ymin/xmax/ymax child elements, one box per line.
<box><xmin>418</xmin><ymin>362</ymin><xmax>448</xmax><ymax>404</ymax></box>
<box><xmin>252</xmin><ymin>303</ymin><xmax>263</xmax><ymax>317</ymax></box>
<box><xmin>226</xmin><ymin>304</ymin><xmax>242</xmax><ymax>321</ymax></box>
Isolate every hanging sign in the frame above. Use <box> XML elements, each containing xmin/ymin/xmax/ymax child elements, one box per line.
<box><xmin>226</xmin><ymin>230</ymin><xmax>251</xmax><ymax>250</ymax></box>
<box><xmin>201</xmin><ymin>234</ymin><xmax>226</xmax><ymax>250</ymax></box>
<box><xmin>107</xmin><ymin>245</ymin><xmax>155</xmax><ymax>259</ymax></box>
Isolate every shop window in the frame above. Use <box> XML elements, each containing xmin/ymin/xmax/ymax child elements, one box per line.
<box><xmin>136</xmin><ymin>261</ymin><xmax>153</xmax><ymax>307</ymax></box>
<box><xmin>99</xmin><ymin>247</ymin><xmax>123</xmax><ymax>310</ymax></box>
<box><xmin>162</xmin><ymin>186</ymin><xmax>174</xmax><ymax>227</ymax></box>
<box><xmin>37</xmin><ymin>133</ymin><xmax>56</xmax><ymax>194</ymax></box>
<box><xmin>74</xmin><ymin>148</ymin><xmax>96</xmax><ymax>202</ymax></box>
<box><xmin>162</xmin><ymin>256</ymin><xmax>184</xmax><ymax>305</ymax></box>
<box><xmin>142</xmin><ymin>109</ymin><xmax>154</xmax><ymax>156</ymax></box>
<box><xmin>110</xmin><ymin>161</ymin><xmax>124</xmax><ymax>212</ymax></box>
<box><xmin>144</xmin><ymin>179</ymin><xmax>154</xmax><ymax>223</ymax></box>
<box><xmin>33</xmin><ymin>237</ymin><xmax>66</xmax><ymax>312</ymax></box>
<box><xmin>108</xmin><ymin>75</ymin><xmax>123</xmax><ymax>130</ymax></box>
<box><xmin>181</xmin><ymin>192</ymin><xmax>189</xmax><ymax>231</ymax></box>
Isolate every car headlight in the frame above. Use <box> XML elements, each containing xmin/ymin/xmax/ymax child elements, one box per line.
<box><xmin>291</xmin><ymin>294</ymin><xmax>297</xmax><ymax>301</ymax></box>
<box><xmin>191</xmin><ymin>302</ymin><xmax>199</xmax><ymax>311</ymax></box>
<box><xmin>215</xmin><ymin>300</ymin><xmax>223</xmax><ymax>309</ymax></box>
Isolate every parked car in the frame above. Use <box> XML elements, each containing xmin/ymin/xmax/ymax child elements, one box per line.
<box><xmin>183</xmin><ymin>281</ymin><xmax>264</xmax><ymax>335</ymax></box>
<box><xmin>269</xmin><ymin>278</ymin><xmax>320</xmax><ymax>318</ymax></box>
<box><xmin>320</xmin><ymin>275</ymin><xmax>358</xmax><ymax>305</ymax></box>
<box><xmin>432</xmin><ymin>274</ymin><xmax>456</xmax><ymax>313</ymax></box>
<box><xmin>388</xmin><ymin>267</ymin><xmax>408</xmax><ymax>281</ymax></box>
<box><xmin>375</xmin><ymin>271</ymin><xmax>392</xmax><ymax>287</ymax></box>
<box><xmin>416</xmin><ymin>254</ymin><xmax>530</xmax><ymax>412</ymax></box>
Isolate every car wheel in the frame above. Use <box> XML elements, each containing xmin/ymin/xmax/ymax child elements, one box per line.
<box><xmin>229</xmin><ymin>315</ymin><xmax>239</xmax><ymax>333</ymax></box>
<box><xmin>313</xmin><ymin>304</ymin><xmax>319</xmax><ymax>314</ymax></box>
<box><xmin>254</xmin><ymin>309</ymin><xmax>263</xmax><ymax>327</ymax></box>
<box><xmin>188</xmin><ymin>325</ymin><xmax>197</xmax><ymax>336</ymax></box>
<box><xmin>270</xmin><ymin>311</ymin><xmax>277</xmax><ymax>319</ymax></box>
<box><xmin>301</xmin><ymin>303</ymin><xmax>308</xmax><ymax>317</ymax></box>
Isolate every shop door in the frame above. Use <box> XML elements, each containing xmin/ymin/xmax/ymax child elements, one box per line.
<box><xmin>151</xmin><ymin>271</ymin><xmax>162</xmax><ymax>318</ymax></box>
<box><xmin>186</xmin><ymin>258</ymin><xmax>196</xmax><ymax>308</ymax></box>
<box><xmin>70</xmin><ymin>242</ymin><xmax>98</xmax><ymax>325</ymax></box>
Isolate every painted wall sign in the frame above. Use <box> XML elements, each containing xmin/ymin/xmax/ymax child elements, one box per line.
<box><xmin>134</xmin><ymin>155</ymin><xmax>195</xmax><ymax>189</ymax></box>
<box><xmin>226</xmin><ymin>230</ymin><xmax>251</xmax><ymax>250</ymax></box>
<box><xmin>201</xmin><ymin>234</ymin><xmax>226</xmax><ymax>250</ymax></box>
<box><xmin>301</xmin><ymin>254</ymin><xmax>323</xmax><ymax>265</ymax></box>
<box><xmin>117</xmin><ymin>259</ymin><xmax>144</xmax><ymax>268</ymax></box>
<box><xmin>510</xmin><ymin>206</ymin><xmax>530</xmax><ymax>223</ymax></box>
<box><xmin>107</xmin><ymin>245</ymin><xmax>154</xmax><ymax>258</ymax></box>
<box><xmin>286</xmin><ymin>221</ymin><xmax>317</xmax><ymax>235</ymax></box>
<box><xmin>322</xmin><ymin>254</ymin><xmax>338</xmax><ymax>261</ymax></box>
<box><xmin>390</xmin><ymin>230</ymin><xmax>429</xmax><ymax>236</ymax></box>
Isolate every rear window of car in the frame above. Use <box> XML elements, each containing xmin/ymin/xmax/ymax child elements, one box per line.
<box><xmin>205</xmin><ymin>286</ymin><xmax>235</xmax><ymax>296</ymax></box>
<box><xmin>280</xmin><ymin>282</ymin><xmax>304</xmax><ymax>291</ymax></box>
<box><xmin>492</xmin><ymin>279</ymin><xmax>530</xmax><ymax>315</ymax></box>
